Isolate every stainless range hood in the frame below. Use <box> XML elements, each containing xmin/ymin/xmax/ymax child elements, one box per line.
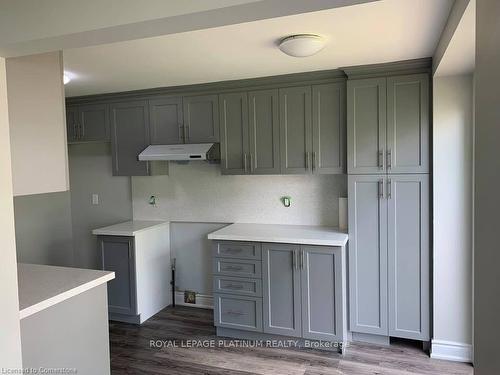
<box><xmin>138</xmin><ymin>143</ymin><xmax>220</xmax><ymax>162</ymax></box>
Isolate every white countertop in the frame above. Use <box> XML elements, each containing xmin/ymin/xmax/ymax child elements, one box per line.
<box><xmin>18</xmin><ymin>263</ymin><xmax>114</xmax><ymax>320</ymax></box>
<box><xmin>207</xmin><ymin>223</ymin><xmax>348</xmax><ymax>247</ymax></box>
<box><xmin>92</xmin><ymin>220</ymin><xmax>168</xmax><ymax>236</ymax></box>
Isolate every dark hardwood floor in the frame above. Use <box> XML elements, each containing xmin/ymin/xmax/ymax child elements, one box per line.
<box><xmin>109</xmin><ymin>306</ymin><xmax>473</xmax><ymax>375</ymax></box>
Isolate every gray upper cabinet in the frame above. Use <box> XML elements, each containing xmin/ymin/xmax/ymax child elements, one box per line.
<box><xmin>387</xmin><ymin>174</ymin><xmax>429</xmax><ymax>340</ymax></box>
<box><xmin>97</xmin><ymin>236</ymin><xmax>137</xmax><ymax>316</ymax></box>
<box><xmin>219</xmin><ymin>92</ymin><xmax>249</xmax><ymax>175</ymax></box>
<box><xmin>312</xmin><ymin>83</ymin><xmax>346</xmax><ymax>174</ymax></box>
<box><xmin>66</xmin><ymin>104</ymin><xmax>110</xmax><ymax>143</ymax></box>
<box><xmin>183</xmin><ymin>94</ymin><xmax>219</xmax><ymax>143</ymax></box>
<box><xmin>66</xmin><ymin>106</ymin><xmax>79</xmax><ymax>143</ymax></box>
<box><xmin>347</xmin><ymin>74</ymin><xmax>429</xmax><ymax>175</ymax></box>
<box><xmin>301</xmin><ymin>245</ymin><xmax>343</xmax><ymax>341</ymax></box>
<box><xmin>110</xmin><ymin>100</ymin><xmax>150</xmax><ymax>176</ymax></box>
<box><xmin>348</xmin><ymin>174</ymin><xmax>388</xmax><ymax>336</ymax></box>
<box><xmin>347</xmin><ymin>78</ymin><xmax>387</xmax><ymax>174</ymax></box>
<box><xmin>279</xmin><ymin>86</ymin><xmax>312</xmax><ymax>174</ymax></box>
<box><xmin>149</xmin><ymin>97</ymin><xmax>183</xmax><ymax>144</ymax></box>
<box><xmin>262</xmin><ymin>243</ymin><xmax>302</xmax><ymax>337</ymax></box>
<box><xmin>386</xmin><ymin>74</ymin><xmax>429</xmax><ymax>174</ymax></box>
<box><xmin>248</xmin><ymin>89</ymin><xmax>280</xmax><ymax>174</ymax></box>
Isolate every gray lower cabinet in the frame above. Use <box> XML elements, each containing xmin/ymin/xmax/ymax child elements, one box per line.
<box><xmin>66</xmin><ymin>104</ymin><xmax>110</xmax><ymax>143</ymax></box>
<box><xmin>262</xmin><ymin>243</ymin><xmax>302</xmax><ymax>337</ymax></box>
<box><xmin>213</xmin><ymin>240</ymin><xmax>347</xmax><ymax>343</ymax></box>
<box><xmin>387</xmin><ymin>174</ymin><xmax>429</xmax><ymax>340</ymax></box>
<box><xmin>312</xmin><ymin>82</ymin><xmax>346</xmax><ymax>174</ymax></box>
<box><xmin>348</xmin><ymin>175</ymin><xmax>388</xmax><ymax>335</ymax></box>
<box><xmin>301</xmin><ymin>246</ymin><xmax>345</xmax><ymax>342</ymax></box>
<box><xmin>214</xmin><ymin>294</ymin><xmax>263</xmax><ymax>332</ymax></box>
<box><xmin>183</xmin><ymin>94</ymin><xmax>219</xmax><ymax>143</ymax></box>
<box><xmin>348</xmin><ymin>174</ymin><xmax>429</xmax><ymax>341</ymax></box>
<box><xmin>97</xmin><ymin>236</ymin><xmax>137</xmax><ymax>316</ymax></box>
<box><xmin>347</xmin><ymin>74</ymin><xmax>429</xmax><ymax>175</ymax></box>
<box><xmin>110</xmin><ymin>100</ymin><xmax>150</xmax><ymax>176</ymax></box>
<box><xmin>279</xmin><ymin>86</ymin><xmax>312</xmax><ymax>174</ymax></box>
<box><xmin>149</xmin><ymin>96</ymin><xmax>183</xmax><ymax>144</ymax></box>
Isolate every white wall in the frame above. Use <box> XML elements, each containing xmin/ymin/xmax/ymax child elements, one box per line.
<box><xmin>432</xmin><ymin>75</ymin><xmax>473</xmax><ymax>361</ymax></box>
<box><xmin>69</xmin><ymin>143</ymin><xmax>132</xmax><ymax>269</ymax></box>
<box><xmin>132</xmin><ymin>162</ymin><xmax>347</xmax><ymax>225</ymax></box>
<box><xmin>474</xmin><ymin>0</ymin><xmax>500</xmax><ymax>373</ymax></box>
<box><xmin>0</xmin><ymin>57</ymin><xmax>23</xmax><ymax>369</ymax></box>
<box><xmin>6</xmin><ymin>51</ymin><xmax>69</xmax><ymax>196</ymax></box>
<box><xmin>14</xmin><ymin>191</ymin><xmax>74</xmax><ymax>267</ymax></box>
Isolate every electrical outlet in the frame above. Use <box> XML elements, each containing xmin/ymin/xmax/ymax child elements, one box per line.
<box><xmin>91</xmin><ymin>194</ymin><xmax>99</xmax><ymax>205</ymax></box>
<box><xmin>281</xmin><ymin>196</ymin><xmax>291</xmax><ymax>207</ymax></box>
<box><xmin>149</xmin><ymin>195</ymin><xmax>157</xmax><ymax>206</ymax></box>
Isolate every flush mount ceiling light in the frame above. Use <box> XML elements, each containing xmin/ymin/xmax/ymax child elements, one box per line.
<box><xmin>278</xmin><ymin>34</ymin><xmax>325</xmax><ymax>57</ymax></box>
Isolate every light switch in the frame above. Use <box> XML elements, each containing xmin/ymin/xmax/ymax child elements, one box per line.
<box><xmin>92</xmin><ymin>194</ymin><xmax>99</xmax><ymax>205</ymax></box>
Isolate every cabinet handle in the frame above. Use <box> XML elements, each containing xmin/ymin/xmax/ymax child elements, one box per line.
<box><xmin>179</xmin><ymin>124</ymin><xmax>184</xmax><ymax>141</ymax></box>
<box><xmin>249</xmin><ymin>153</ymin><xmax>253</xmax><ymax>172</ymax></box>
<box><xmin>225</xmin><ymin>310</ymin><xmax>245</xmax><ymax>316</ymax></box>
<box><xmin>293</xmin><ymin>250</ymin><xmax>297</xmax><ymax>270</ymax></box>
<box><xmin>387</xmin><ymin>179</ymin><xmax>392</xmax><ymax>199</ymax></box>
<box><xmin>378</xmin><ymin>149</ymin><xmax>384</xmax><ymax>169</ymax></box>
<box><xmin>387</xmin><ymin>149</ymin><xmax>392</xmax><ymax>170</ymax></box>
<box><xmin>307</xmin><ymin>152</ymin><xmax>312</xmax><ymax>171</ymax></box>
<box><xmin>244</xmin><ymin>153</ymin><xmax>248</xmax><ymax>173</ymax></box>
<box><xmin>312</xmin><ymin>151</ymin><xmax>317</xmax><ymax>172</ymax></box>
<box><xmin>378</xmin><ymin>180</ymin><xmax>384</xmax><ymax>199</ymax></box>
<box><xmin>73</xmin><ymin>123</ymin><xmax>77</xmax><ymax>140</ymax></box>
<box><xmin>224</xmin><ymin>248</ymin><xmax>243</xmax><ymax>253</ymax></box>
<box><xmin>225</xmin><ymin>284</ymin><xmax>244</xmax><ymax>290</ymax></box>
<box><xmin>185</xmin><ymin>124</ymin><xmax>190</xmax><ymax>142</ymax></box>
<box><xmin>81</xmin><ymin>123</ymin><xmax>85</xmax><ymax>139</ymax></box>
<box><xmin>301</xmin><ymin>250</ymin><xmax>305</xmax><ymax>269</ymax></box>
<box><xmin>224</xmin><ymin>265</ymin><xmax>243</xmax><ymax>271</ymax></box>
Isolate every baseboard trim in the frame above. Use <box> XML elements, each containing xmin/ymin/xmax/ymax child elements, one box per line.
<box><xmin>175</xmin><ymin>292</ymin><xmax>213</xmax><ymax>309</ymax></box>
<box><xmin>431</xmin><ymin>339</ymin><xmax>472</xmax><ymax>363</ymax></box>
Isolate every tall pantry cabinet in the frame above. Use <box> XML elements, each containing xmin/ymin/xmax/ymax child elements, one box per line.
<box><xmin>347</xmin><ymin>70</ymin><xmax>430</xmax><ymax>342</ymax></box>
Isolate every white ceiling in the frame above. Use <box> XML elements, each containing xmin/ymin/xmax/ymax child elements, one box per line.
<box><xmin>64</xmin><ymin>0</ymin><xmax>453</xmax><ymax>97</ymax></box>
<box><xmin>434</xmin><ymin>0</ymin><xmax>475</xmax><ymax>77</ymax></box>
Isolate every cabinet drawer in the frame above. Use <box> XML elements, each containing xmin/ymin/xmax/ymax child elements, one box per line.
<box><xmin>214</xmin><ymin>276</ymin><xmax>262</xmax><ymax>297</ymax></box>
<box><xmin>214</xmin><ymin>294</ymin><xmax>263</xmax><ymax>332</ymax></box>
<box><xmin>213</xmin><ymin>258</ymin><xmax>262</xmax><ymax>278</ymax></box>
<box><xmin>213</xmin><ymin>241</ymin><xmax>261</xmax><ymax>260</ymax></box>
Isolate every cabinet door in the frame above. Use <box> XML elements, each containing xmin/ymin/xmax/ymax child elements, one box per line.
<box><xmin>347</xmin><ymin>78</ymin><xmax>387</xmax><ymax>174</ymax></box>
<box><xmin>348</xmin><ymin>175</ymin><xmax>388</xmax><ymax>335</ymax></box>
<box><xmin>312</xmin><ymin>82</ymin><xmax>346</xmax><ymax>174</ymax></box>
<box><xmin>262</xmin><ymin>243</ymin><xmax>302</xmax><ymax>337</ymax></box>
<box><xmin>219</xmin><ymin>92</ymin><xmax>249</xmax><ymax>175</ymax></box>
<box><xmin>387</xmin><ymin>174</ymin><xmax>429</xmax><ymax>340</ymax></box>
<box><xmin>183</xmin><ymin>94</ymin><xmax>219</xmax><ymax>143</ymax></box>
<box><xmin>386</xmin><ymin>74</ymin><xmax>429</xmax><ymax>174</ymax></box>
<box><xmin>279</xmin><ymin>86</ymin><xmax>312</xmax><ymax>174</ymax></box>
<box><xmin>66</xmin><ymin>106</ymin><xmax>79</xmax><ymax>142</ymax></box>
<box><xmin>79</xmin><ymin>104</ymin><xmax>110</xmax><ymax>142</ymax></box>
<box><xmin>149</xmin><ymin>97</ymin><xmax>183</xmax><ymax>144</ymax></box>
<box><xmin>301</xmin><ymin>246</ymin><xmax>343</xmax><ymax>341</ymax></box>
<box><xmin>110</xmin><ymin>100</ymin><xmax>150</xmax><ymax>176</ymax></box>
<box><xmin>98</xmin><ymin>236</ymin><xmax>137</xmax><ymax>316</ymax></box>
<box><xmin>248</xmin><ymin>89</ymin><xmax>280</xmax><ymax>174</ymax></box>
